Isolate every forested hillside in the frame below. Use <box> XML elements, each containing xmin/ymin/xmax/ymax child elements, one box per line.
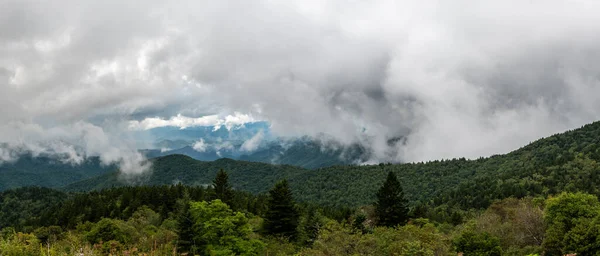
<box><xmin>65</xmin><ymin>121</ymin><xmax>600</xmax><ymax>211</ymax></box>
<box><xmin>4</xmin><ymin>122</ymin><xmax>600</xmax><ymax>255</ymax></box>
<box><xmin>4</xmin><ymin>179</ymin><xmax>600</xmax><ymax>254</ymax></box>
<box><xmin>239</xmin><ymin>139</ymin><xmax>367</xmax><ymax>169</ymax></box>
<box><xmin>63</xmin><ymin>156</ymin><xmax>310</xmax><ymax>193</ymax></box>
<box><xmin>0</xmin><ymin>155</ymin><xmax>114</xmax><ymax>191</ymax></box>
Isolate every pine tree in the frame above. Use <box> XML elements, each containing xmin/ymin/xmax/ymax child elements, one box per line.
<box><xmin>212</xmin><ymin>169</ymin><xmax>233</xmax><ymax>206</ymax></box>
<box><xmin>175</xmin><ymin>192</ymin><xmax>196</xmax><ymax>253</ymax></box>
<box><xmin>375</xmin><ymin>171</ymin><xmax>409</xmax><ymax>227</ymax></box>
<box><xmin>299</xmin><ymin>207</ymin><xmax>322</xmax><ymax>246</ymax></box>
<box><xmin>263</xmin><ymin>179</ymin><xmax>299</xmax><ymax>239</ymax></box>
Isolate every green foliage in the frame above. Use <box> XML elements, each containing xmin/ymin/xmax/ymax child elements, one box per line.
<box><xmin>352</xmin><ymin>214</ymin><xmax>368</xmax><ymax>234</ymax></box>
<box><xmin>260</xmin><ymin>236</ymin><xmax>299</xmax><ymax>256</ymax></box>
<box><xmin>5</xmin><ymin>121</ymin><xmax>600</xmax><ymax>255</ymax></box>
<box><xmin>213</xmin><ymin>169</ymin><xmax>234</xmax><ymax>206</ymax></box>
<box><xmin>0</xmin><ymin>187</ymin><xmax>66</xmax><ymax>231</ymax></box>
<box><xmin>61</xmin><ymin>121</ymin><xmax>600</xmax><ymax>212</ymax></box>
<box><xmin>43</xmin><ymin>184</ymin><xmax>270</xmax><ymax>229</ymax></box>
<box><xmin>453</xmin><ymin>231</ymin><xmax>502</xmax><ymax>256</ymax></box>
<box><xmin>561</xmin><ymin>215</ymin><xmax>600</xmax><ymax>255</ymax></box>
<box><xmin>188</xmin><ymin>200</ymin><xmax>264</xmax><ymax>255</ymax></box>
<box><xmin>0</xmin><ymin>231</ymin><xmax>41</xmax><ymax>256</ymax></box>
<box><xmin>472</xmin><ymin>198</ymin><xmax>544</xmax><ymax>252</ymax></box>
<box><xmin>297</xmin><ymin>207</ymin><xmax>324</xmax><ymax>246</ymax></box>
<box><xmin>33</xmin><ymin>225</ymin><xmax>63</xmax><ymax>244</ymax></box>
<box><xmin>543</xmin><ymin>192</ymin><xmax>600</xmax><ymax>255</ymax></box>
<box><xmin>263</xmin><ymin>180</ymin><xmax>300</xmax><ymax>239</ymax></box>
<box><xmin>127</xmin><ymin>205</ymin><xmax>161</xmax><ymax>230</ymax></box>
<box><xmin>375</xmin><ymin>171</ymin><xmax>409</xmax><ymax>227</ymax></box>
<box><xmin>240</xmin><ymin>139</ymin><xmax>365</xmax><ymax>169</ymax></box>
<box><xmin>300</xmin><ymin>220</ymin><xmax>451</xmax><ymax>255</ymax></box>
<box><xmin>85</xmin><ymin>218</ymin><xmax>134</xmax><ymax>245</ymax></box>
<box><xmin>175</xmin><ymin>195</ymin><xmax>195</xmax><ymax>252</ymax></box>
<box><xmin>0</xmin><ymin>154</ymin><xmax>113</xmax><ymax>191</ymax></box>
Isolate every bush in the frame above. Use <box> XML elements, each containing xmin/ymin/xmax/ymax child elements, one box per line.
<box><xmin>453</xmin><ymin>231</ymin><xmax>502</xmax><ymax>256</ymax></box>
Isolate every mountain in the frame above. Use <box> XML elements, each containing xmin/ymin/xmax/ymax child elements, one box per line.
<box><xmin>142</xmin><ymin>137</ymin><xmax>364</xmax><ymax>169</ymax></box>
<box><xmin>0</xmin><ymin>154</ymin><xmax>115</xmax><ymax>191</ymax></box>
<box><xmin>67</xmin><ymin>121</ymin><xmax>600</xmax><ymax>209</ymax></box>
<box><xmin>239</xmin><ymin>139</ymin><xmax>368</xmax><ymax>169</ymax></box>
<box><xmin>134</xmin><ymin>121</ymin><xmax>368</xmax><ymax>169</ymax></box>
<box><xmin>142</xmin><ymin>146</ymin><xmax>234</xmax><ymax>161</ymax></box>
<box><xmin>64</xmin><ymin>155</ymin><xmax>310</xmax><ymax>193</ymax></box>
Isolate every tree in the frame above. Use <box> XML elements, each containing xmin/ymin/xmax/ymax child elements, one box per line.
<box><xmin>299</xmin><ymin>207</ymin><xmax>323</xmax><ymax>245</ymax></box>
<box><xmin>188</xmin><ymin>200</ymin><xmax>264</xmax><ymax>255</ymax></box>
<box><xmin>175</xmin><ymin>194</ymin><xmax>196</xmax><ymax>253</ymax></box>
<box><xmin>213</xmin><ymin>169</ymin><xmax>233</xmax><ymax>206</ymax></box>
<box><xmin>542</xmin><ymin>192</ymin><xmax>600</xmax><ymax>255</ymax></box>
<box><xmin>374</xmin><ymin>171</ymin><xmax>409</xmax><ymax>227</ymax></box>
<box><xmin>454</xmin><ymin>231</ymin><xmax>502</xmax><ymax>256</ymax></box>
<box><xmin>263</xmin><ymin>180</ymin><xmax>299</xmax><ymax>239</ymax></box>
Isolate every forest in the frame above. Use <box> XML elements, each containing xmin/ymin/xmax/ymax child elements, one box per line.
<box><xmin>2</xmin><ymin>172</ymin><xmax>600</xmax><ymax>255</ymax></box>
<box><xmin>2</xmin><ymin>121</ymin><xmax>600</xmax><ymax>255</ymax></box>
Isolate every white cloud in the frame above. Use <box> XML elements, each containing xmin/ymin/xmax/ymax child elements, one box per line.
<box><xmin>128</xmin><ymin>112</ymin><xmax>258</xmax><ymax>130</ymax></box>
<box><xmin>240</xmin><ymin>131</ymin><xmax>264</xmax><ymax>152</ymax></box>
<box><xmin>192</xmin><ymin>139</ymin><xmax>207</xmax><ymax>152</ymax></box>
<box><xmin>0</xmin><ymin>147</ymin><xmax>16</xmax><ymax>164</ymax></box>
<box><xmin>0</xmin><ymin>121</ymin><xmax>151</xmax><ymax>174</ymax></box>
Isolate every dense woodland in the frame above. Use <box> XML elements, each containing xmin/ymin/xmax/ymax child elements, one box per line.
<box><xmin>2</xmin><ymin>121</ymin><xmax>600</xmax><ymax>255</ymax></box>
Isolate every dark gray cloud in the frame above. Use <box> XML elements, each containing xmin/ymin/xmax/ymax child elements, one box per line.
<box><xmin>1</xmin><ymin>0</ymin><xmax>600</xmax><ymax>168</ymax></box>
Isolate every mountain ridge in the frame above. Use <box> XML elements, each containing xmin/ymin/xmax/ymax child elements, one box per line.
<box><xmin>63</xmin><ymin>120</ymin><xmax>600</xmax><ymax>209</ymax></box>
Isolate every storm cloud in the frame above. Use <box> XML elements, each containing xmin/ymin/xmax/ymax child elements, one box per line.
<box><xmin>2</xmin><ymin>0</ymin><xmax>600</xmax><ymax>169</ymax></box>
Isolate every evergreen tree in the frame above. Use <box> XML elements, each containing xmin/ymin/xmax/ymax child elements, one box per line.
<box><xmin>352</xmin><ymin>214</ymin><xmax>368</xmax><ymax>234</ymax></box>
<box><xmin>213</xmin><ymin>169</ymin><xmax>233</xmax><ymax>206</ymax></box>
<box><xmin>374</xmin><ymin>171</ymin><xmax>409</xmax><ymax>227</ymax></box>
<box><xmin>299</xmin><ymin>207</ymin><xmax>322</xmax><ymax>246</ymax></box>
<box><xmin>263</xmin><ymin>180</ymin><xmax>299</xmax><ymax>239</ymax></box>
<box><xmin>175</xmin><ymin>193</ymin><xmax>196</xmax><ymax>253</ymax></box>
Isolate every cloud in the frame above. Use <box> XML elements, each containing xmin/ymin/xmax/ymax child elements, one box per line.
<box><xmin>1</xmin><ymin>0</ymin><xmax>600</xmax><ymax>166</ymax></box>
<box><xmin>240</xmin><ymin>131</ymin><xmax>264</xmax><ymax>152</ymax></box>
<box><xmin>128</xmin><ymin>112</ymin><xmax>258</xmax><ymax>131</ymax></box>
<box><xmin>0</xmin><ymin>147</ymin><xmax>16</xmax><ymax>164</ymax></box>
<box><xmin>192</xmin><ymin>139</ymin><xmax>207</xmax><ymax>152</ymax></box>
<box><xmin>0</xmin><ymin>121</ymin><xmax>151</xmax><ymax>174</ymax></box>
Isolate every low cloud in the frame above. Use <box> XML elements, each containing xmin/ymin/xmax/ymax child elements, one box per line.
<box><xmin>0</xmin><ymin>121</ymin><xmax>151</xmax><ymax>174</ymax></box>
<box><xmin>240</xmin><ymin>131</ymin><xmax>264</xmax><ymax>152</ymax></box>
<box><xmin>192</xmin><ymin>139</ymin><xmax>207</xmax><ymax>152</ymax></box>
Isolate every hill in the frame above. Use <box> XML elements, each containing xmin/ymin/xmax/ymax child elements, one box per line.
<box><xmin>66</xmin><ymin>121</ymin><xmax>600</xmax><ymax>209</ymax></box>
<box><xmin>142</xmin><ymin>138</ymin><xmax>364</xmax><ymax>169</ymax></box>
<box><xmin>64</xmin><ymin>155</ymin><xmax>311</xmax><ymax>194</ymax></box>
<box><xmin>239</xmin><ymin>139</ymin><xmax>367</xmax><ymax>169</ymax></box>
<box><xmin>0</xmin><ymin>155</ymin><xmax>115</xmax><ymax>191</ymax></box>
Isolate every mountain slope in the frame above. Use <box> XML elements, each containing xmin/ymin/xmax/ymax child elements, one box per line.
<box><xmin>239</xmin><ymin>139</ymin><xmax>366</xmax><ymax>169</ymax></box>
<box><xmin>66</xmin><ymin>121</ymin><xmax>600</xmax><ymax>209</ymax></box>
<box><xmin>143</xmin><ymin>138</ymin><xmax>363</xmax><ymax>169</ymax></box>
<box><xmin>0</xmin><ymin>155</ymin><xmax>115</xmax><ymax>191</ymax></box>
<box><xmin>64</xmin><ymin>155</ymin><xmax>311</xmax><ymax>194</ymax></box>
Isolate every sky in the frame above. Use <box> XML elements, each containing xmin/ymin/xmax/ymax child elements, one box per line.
<box><xmin>2</xmin><ymin>0</ymin><xmax>600</xmax><ymax>172</ymax></box>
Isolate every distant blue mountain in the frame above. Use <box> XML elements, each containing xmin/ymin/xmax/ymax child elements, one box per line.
<box><xmin>143</xmin><ymin>122</ymin><xmax>271</xmax><ymax>143</ymax></box>
<box><xmin>136</xmin><ymin>121</ymin><xmax>368</xmax><ymax>169</ymax></box>
<box><xmin>142</xmin><ymin>138</ymin><xmax>368</xmax><ymax>169</ymax></box>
